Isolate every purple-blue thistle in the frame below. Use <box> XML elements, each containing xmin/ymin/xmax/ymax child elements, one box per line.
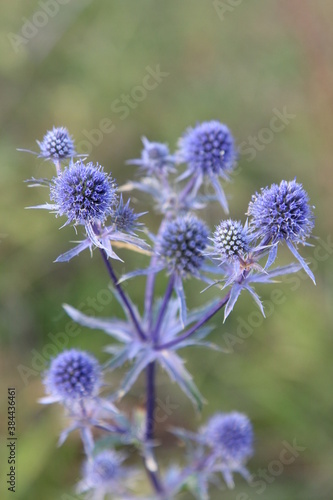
<box><xmin>77</xmin><ymin>450</ymin><xmax>132</xmax><ymax>497</ymax></box>
<box><xmin>202</xmin><ymin>412</ymin><xmax>253</xmax><ymax>463</ymax></box>
<box><xmin>83</xmin><ymin>451</ymin><xmax>123</xmax><ymax>485</ymax></box>
<box><xmin>24</xmin><ymin>123</ymin><xmax>317</xmax><ymax>498</ymax></box>
<box><xmin>177</xmin><ymin>121</ymin><xmax>237</xmax><ymax>213</ymax></box>
<box><xmin>156</xmin><ymin>215</ymin><xmax>209</xmax><ymax>277</ymax></box>
<box><xmin>127</xmin><ymin>137</ymin><xmax>175</xmax><ymax>175</ymax></box>
<box><xmin>247</xmin><ymin>179</ymin><xmax>314</xmax><ymax>245</ymax></box>
<box><xmin>44</xmin><ymin>349</ymin><xmax>101</xmax><ymax>402</ymax></box>
<box><xmin>37</xmin><ymin>126</ymin><xmax>75</xmax><ymax>160</ymax></box>
<box><xmin>111</xmin><ymin>195</ymin><xmax>143</xmax><ymax>234</ymax></box>
<box><xmin>247</xmin><ymin>179</ymin><xmax>315</xmax><ymax>281</ymax></box>
<box><xmin>212</xmin><ymin>219</ymin><xmax>250</xmax><ymax>263</ymax></box>
<box><xmin>51</xmin><ymin>160</ymin><xmax>117</xmax><ymax>226</ymax></box>
<box><xmin>178</xmin><ymin>121</ymin><xmax>236</xmax><ymax>177</ymax></box>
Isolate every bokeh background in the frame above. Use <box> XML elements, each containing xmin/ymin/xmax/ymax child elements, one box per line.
<box><xmin>1</xmin><ymin>1</ymin><xmax>332</xmax><ymax>499</ymax></box>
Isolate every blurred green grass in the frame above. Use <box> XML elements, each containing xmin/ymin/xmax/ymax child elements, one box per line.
<box><xmin>1</xmin><ymin>1</ymin><xmax>333</xmax><ymax>499</ymax></box>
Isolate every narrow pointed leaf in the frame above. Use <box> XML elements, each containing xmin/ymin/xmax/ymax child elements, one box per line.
<box><xmin>265</xmin><ymin>243</ymin><xmax>278</xmax><ymax>269</ymax></box>
<box><xmin>109</xmin><ymin>231</ymin><xmax>151</xmax><ymax>253</ymax></box>
<box><xmin>116</xmin><ymin>351</ymin><xmax>155</xmax><ymax>400</ymax></box>
<box><xmin>117</xmin><ymin>266</ymin><xmax>158</xmax><ymax>284</ymax></box>
<box><xmin>63</xmin><ymin>304</ymin><xmax>132</xmax><ymax>342</ymax></box>
<box><xmin>176</xmin><ymin>340</ymin><xmax>222</xmax><ymax>352</ymax></box>
<box><xmin>249</xmin><ymin>263</ymin><xmax>301</xmax><ymax>283</ymax></box>
<box><xmin>103</xmin><ymin>346</ymin><xmax>133</xmax><ymax>371</ymax></box>
<box><xmin>244</xmin><ymin>285</ymin><xmax>265</xmax><ymax>317</ymax></box>
<box><xmin>159</xmin><ymin>351</ymin><xmax>205</xmax><ymax>411</ymax></box>
<box><xmin>210</xmin><ymin>175</ymin><xmax>229</xmax><ymax>214</ymax></box>
<box><xmin>26</xmin><ymin>203</ymin><xmax>58</xmax><ymax>210</ymax></box>
<box><xmin>55</xmin><ymin>240</ymin><xmax>91</xmax><ymax>262</ymax></box>
<box><xmin>174</xmin><ymin>275</ymin><xmax>187</xmax><ymax>327</ymax></box>
<box><xmin>224</xmin><ymin>284</ymin><xmax>242</xmax><ymax>322</ymax></box>
<box><xmin>286</xmin><ymin>240</ymin><xmax>316</xmax><ymax>284</ymax></box>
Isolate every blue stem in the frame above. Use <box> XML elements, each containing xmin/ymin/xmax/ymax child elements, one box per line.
<box><xmin>144</xmin><ymin>218</ymin><xmax>167</xmax><ymax>331</ymax></box>
<box><xmin>144</xmin><ymin>362</ymin><xmax>165</xmax><ymax>495</ymax></box>
<box><xmin>146</xmin><ymin>361</ymin><xmax>156</xmax><ymax>441</ymax></box>
<box><xmin>99</xmin><ymin>249</ymin><xmax>146</xmax><ymax>341</ymax></box>
<box><xmin>156</xmin><ymin>291</ymin><xmax>231</xmax><ymax>350</ymax></box>
<box><xmin>152</xmin><ymin>274</ymin><xmax>175</xmax><ymax>344</ymax></box>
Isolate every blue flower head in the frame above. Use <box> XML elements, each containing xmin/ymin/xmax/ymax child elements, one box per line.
<box><xmin>51</xmin><ymin>160</ymin><xmax>117</xmax><ymax>226</ymax></box>
<box><xmin>111</xmin><ymin>195</ymin><xmax>143</xmax><ymax>234</ymax></box>
<box><xmin>127</xmin><ymin>137</ymin><xmax>175</xmax><ymax>175</ymax></box>
<box><xmin>247</xmin><ymin>179</ymin><xmax>315</xmax><ymax>282</ymax></box>
<box><xmin>212</xmin><ymin>219</ymin><xmax>250</xmax><ymax>263</ymax></box>
<box><xmin>177</xmin><ymin>121</ymin><xmax>237</xmax><ymax>212</ymax></box>
<box><xmin>37</xmin><ymin>126</ymin><xmax>75</xmax><ymax>160</ymax></box>
<box><xmin>77</xmin><ymin>450</ymin><xmax>132</xmax><ymax>497</ymax></box>
<box><xmin>178</xmin><ymin>121</ymin><xmax>236</xmax><ymax>177</ymax></box>
<box><xmin>247</xmin><ymin>179</ymin><xmax>314</xmax><ymax>245</ymax></box>
<box><xmin>157</xmin><ymin>215</ymin><xmax>209</xmax><ymax>277</ymax></box>
<box><xmin>84</xmin><ymin>451</ymin><xmax>123</xmax><ymax>485</ymax></box>
<box><xmin>44</xmin><ymin>349</ymin><xmax>101</xmax><ymax>402</ymax></box>
<box><xmin>203</xmin><ymin>412</ymin><xmax>253</xmax><ymax>463</ymax></box>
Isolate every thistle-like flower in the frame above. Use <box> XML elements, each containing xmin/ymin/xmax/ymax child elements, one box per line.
<box><xmin>153</xmin><ymin>214</ymin><xmax>210</xmax><ymax>324</ymax></box>
<box><xmin>49</xmin><ymin>160</ymin><xmax>119</xmax><ymax>255</ymax></box>
<box><xmin>27</xmin><ymin>157</ymin><xmax>150</xmax><ymax>262</ymax></box>
<box><xmin>41</xmin><ymin>349</ymin><xmax>101</xmax><ymax>404</ymax></box>
<box><xmin>117</xmin><ymin>214</ymin><xmax>210</xmax><ymax>325</ymax></box>
<box><xmin>212</xmin><ymin>219</ymin><xmax>250</xmax><ymax>263</ymax></box>
<box><xmin>111</xmin><ymin>195</ymin><xmax>144</xmax><ymax>234</ymax></box>
<box><xmin>40</xmin><ymin>349</ymin><xmax>121</xmax><ymax>452</ymax></box>
<box><xmin>202</xmin><ymin>412</ymin><xmax>253</xmax><ymax>462</ymax></box>
<box><xmin>201</xmin><ymin>412</ymin><xmax>253</xmax><ymax>488</ymax></box>
<box><xmin>37</xmin><ymin>126</ymin><xmax>75</xmax><ymax>160</ymax></box>
<box><xmin>77</xmin><ymin>450</ymin><xmax>134</xmax><ymax>499</ymax></box>
<box><xmin>247</xmin><ymin>179</ymin><xmax>315</xmax><ymax>282</ymax></box>
<box><xmin>51</xmin><ymin>160</ymin><xmax>117</xmax><ymax>225</ymax></box>
<box><xmin>157</xmin><ymin>215</ymin><xmax>209</xmax><ymax>277</ymax></box>
<box><xmin>177</xmin><ymin>121</ymin><xmax>237</xmax><ymax>213</ymax></box>
<box><xmin>127</xmin><ymin>136</ymin><xmax>175</xmax><ymax>176</ymax></box>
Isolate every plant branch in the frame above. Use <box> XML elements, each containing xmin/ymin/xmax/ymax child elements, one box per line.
<box><xmin>99</xmin><ymin>249</ymin><xmax>146</xmax><ymax>341</ymax></box>
<box><xmin>144</xmin><ymin>361</ymin><xmax>165</xmax><ymax>496</ymax></box>
<box><xmin>152</xmin><ymin>274</ymin><xmax>175</xmax><ymax>343</ymax></box>
<box><xmin>156</xmin><ymin>291</ymin><xmax>231</xmax><ymax>350</ymax></box>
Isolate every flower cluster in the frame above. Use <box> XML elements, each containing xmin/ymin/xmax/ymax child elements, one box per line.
<box><xmin>156</xmin><ymin>215</ymin><xmax>209</xmax><ymax>277</ymax></box>
<box><xmin>37</xmin><ymin>126</ymin><xmax>75</xmax><ymax>160</ymax></box>
<box><xmin>24</xmin><ymin>123</ymin><xmax>315</xmax><ymax>500</ymax></box>
<box><xmin>43</xmin><ymin>349</ymin><xmax>101</xmax><ymax>403</ymax></box>
<box><xmin>51</xmin><ymin>161</ymin><xmax>117</xmax><ymax>226</ymax></box>
<box><xmin>212</xmin><ymin>219</ymin><xmax>250</xmax><ymax>263</ymax></box>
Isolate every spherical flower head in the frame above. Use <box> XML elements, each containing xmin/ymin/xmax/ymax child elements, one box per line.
<box><xmin>213</xmin><ymin>220</ymin><xmax>250</xmax><ymax>261</ymax></box>
<box><xmin>111</xmin><ymin>195</ymin><xmax>141</xmax><ymax>233</ymax></box>
<box><xmin>128</xmin><ymin>137</ymin><xmax>175</xmax><ymax>175</ymax></box>
<box><xmin>37</xmin><ymin>126</ymin><xmax>75</xmax><ymax>160</ymax></box>
<box><xmin>202</xmin><ymin>412</ymin><xmax>253</xmax><ymax>463</ymax></box>
<box><xmin>84</xmin><ymin>451</ymin><xmax>123</xmax><ymax>487</ymax></box>
<box><xmin>178</xmin><ymin>121</ymin><xmax>236</xmax><ymax>177</ymax></box>
<box><xmin>51</xmin><ymin>160</ymin><xmax>117</xmax><ymax>225</ymax></box>
<box><xmin>44</xmin><ymin>349</ymin><xmax>101</xmax><ymax>402</ymax></box>
<box><xmin>247</xmin><ymin>179</ymin><xmax>314</xmax><ymax>244</ymax></box>
<box><xmin>157</xmin><ymin>215</ymin><xmax>209</xmax><ymax>276</ymax></box>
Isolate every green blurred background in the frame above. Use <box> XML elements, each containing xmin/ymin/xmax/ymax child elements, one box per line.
<box><xmin>1</xmin><ymin>1</ymin><xmax>332</xmax><ymax>499</ymax></box>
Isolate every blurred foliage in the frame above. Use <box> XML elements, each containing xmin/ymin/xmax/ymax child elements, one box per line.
<box><xmin>1</xmin><ymin>0</ymin><xmax>333</xmax><ymax>499</ymax></box>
